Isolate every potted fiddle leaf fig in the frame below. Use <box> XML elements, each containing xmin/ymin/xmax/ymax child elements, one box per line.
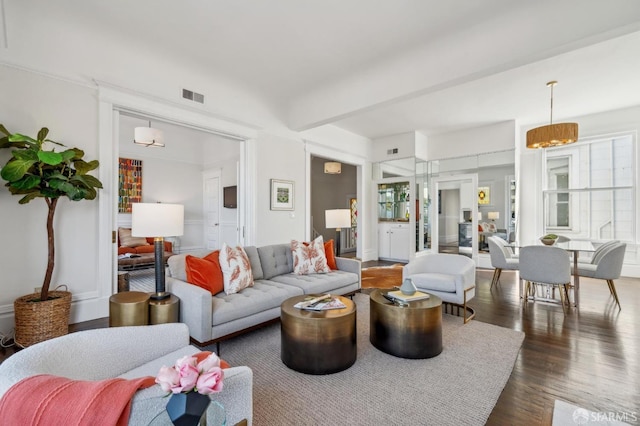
<box><xmin>0</xmin><ymin>124</ymin><xmax>103</xmax><ymax>347</ymax></box>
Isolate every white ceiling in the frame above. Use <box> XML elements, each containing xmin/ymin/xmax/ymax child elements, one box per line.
<box><xmin>3</xmin><ymin>0</ymin><xmax>640</xmax><ymax>139</ymax></box>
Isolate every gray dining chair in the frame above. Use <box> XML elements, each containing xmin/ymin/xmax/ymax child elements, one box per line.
<box><xmin>519</xmin><ymin>245</ymin><xmax>572</xmax><ymax>313</ymax></box>
<box><xmin>579</xmin><ymin>240</ymin><xmax>619</xmax><ymax>265</ymax></box>
<box><xmin>487</xmin><ymin>236</ymin><xmax>519</xmax><ymax>290</ymax></box>
<box><xmin>573</xmin><ymin>242</ymin><xmax>626</xmax><ymax>310</ymax></box>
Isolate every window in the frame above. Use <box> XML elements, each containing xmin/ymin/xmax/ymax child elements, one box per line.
<box><xmin>543</xmin><ymin>134</ymin><xmax>635</xmax><ymax>242</ymax></box>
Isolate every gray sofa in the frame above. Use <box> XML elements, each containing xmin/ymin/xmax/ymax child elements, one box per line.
<box><xmin>0</xmin><ymin>323</ymin><xmax>253</xmax><ymax>425</ymax></box>
<box><xmin>167</xmin><ymin>243</ymin><xmax>361</xmax><ymax>346</ymax></box>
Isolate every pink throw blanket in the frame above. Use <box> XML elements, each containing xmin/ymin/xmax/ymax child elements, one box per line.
<box><xmin>0</xmin><ymin>374</ymin><xmax>155</xmax><ymax>426</ymax></box>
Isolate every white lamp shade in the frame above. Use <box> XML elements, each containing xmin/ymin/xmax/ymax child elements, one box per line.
<box><xmin>134</xmin><ymin>126</ymin><xmax>164</xmax><ymax>146</ymax></box>
<box><xmin>325</xmin><ymin>209</ymin><xmax>351</xmax><ymax>229</ymax></box>
<box><xmin>488</xmin><ymin>211</ymin><xmax>500</xmax><ymax>220</ymax></box>
<box><xmin>324</xmin><ymin>162</ymin><xmax>342</xmax><ymax>174</ymax></box>
<box><xmin>132</xmin><ymin>203</ymin><xmax>184</xmax><ymax>237</ymax></box>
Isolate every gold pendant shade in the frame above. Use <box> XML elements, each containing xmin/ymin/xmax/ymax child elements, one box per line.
<box><xmin>526</xmin><ymin>122</ymin><xmax>578</xmax><ymax>149</ymax></box>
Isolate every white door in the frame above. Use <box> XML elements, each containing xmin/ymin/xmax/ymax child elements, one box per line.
<box><xmin>203</xmin><ymin>171</ymin><xmax>221</xmax><ymax>250</ymax></box>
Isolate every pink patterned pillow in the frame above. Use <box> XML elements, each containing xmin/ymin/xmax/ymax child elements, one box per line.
<box><xmin>291</xmin><ymin>236</ymin><xmax>331</xmax><ymax>275</ymax></box>
<box><xmin>219</xmin><ymin>243</ymin><xmax>254</xmax><ymax>295</ymax></box>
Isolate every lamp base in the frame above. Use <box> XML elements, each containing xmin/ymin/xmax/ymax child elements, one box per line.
<box><xmin>150</xmin><ymin>291</ymin><xmax>171</xmax><ymax>300</ymax></box>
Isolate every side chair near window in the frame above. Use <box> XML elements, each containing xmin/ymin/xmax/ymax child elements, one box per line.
<box><xmin>402</xmin><ymin>253</ymin><xmax>476</xmax><ymax>323</ymax></box>
<box><xmin>487</xmin><ymin>236</ymin><xmax>520</xmax><ymax>291</ymax></box>
<box><xmin>519</xmin><ymin>245</ymin><xmax>572</xmax><ymax>314</ymax></box>
<box><xmin>579</xmin><ymin>240</ymin><xmax>619</xmax><ymax>265</ymax></box>
<box><xmin>573</xmin><ymin>242</ymin><xmax>626</xmax><ymax>310</ymax></box>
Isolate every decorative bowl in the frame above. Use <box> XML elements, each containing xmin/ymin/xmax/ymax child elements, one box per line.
<box><xmin>540</xmin><ymin>238</ymin><xmax>556</xmax><ymax>246</ymax></box>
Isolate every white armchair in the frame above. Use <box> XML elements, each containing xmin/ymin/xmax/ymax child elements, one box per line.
<box><xmin>0</xmin><ymin>323</ymin><xmax>253</xmax><ymax>425</ymax></box>
<box><xmin>403</xmin><ymin>253</ymin><xmax>476</xmax><ymax>323</ymax></box>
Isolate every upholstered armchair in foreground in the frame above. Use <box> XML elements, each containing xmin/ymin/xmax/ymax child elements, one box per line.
<box><xmin>402</xmin><ymin>253</ymin><xmax>476</xmax><ymax>323</ymax></box>
<box><xmin>0</xmin><ymin>323</ymin><xmax>253</xmax><ymax>425</ymax></box>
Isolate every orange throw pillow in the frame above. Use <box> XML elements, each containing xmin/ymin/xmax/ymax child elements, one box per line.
<box><xmin>185</xmin><ymin>251</ymin><xmax>224</xmax><ymax>295</ymax></box>
<box><xmin>324</xmin><ymin>239</ymin><xmax>338</xmax><ymax>270</ymax></box>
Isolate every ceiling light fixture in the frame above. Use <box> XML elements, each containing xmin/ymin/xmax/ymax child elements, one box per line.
<box><xmin>526</xmin><ymin>81</ymin><xmax>578</xmax><ymax>149</ymax></box>
<box><xmin>134</xmin><ymin>121</ymin><xmax>165</xmax><ymax>147</ymax></box>
<box><xmin>324</xmin><ymin>162</ymin><xmax>341</xmax><ymax>174</ymax></box>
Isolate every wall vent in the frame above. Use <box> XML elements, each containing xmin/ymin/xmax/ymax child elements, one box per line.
<box><xmin>387</xmin><ymin>148</ymin><xmax>399</xmax><ymax>155</ymax></box>
<box><xmin>182</xmin><ymin>88</ymin><xmax>205</xmax><ymax>104</ymax></box>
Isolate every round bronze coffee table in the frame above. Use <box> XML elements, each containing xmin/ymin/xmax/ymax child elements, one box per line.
<box><xmin>281</xmin><ymin>294</ymin><xmax>357</xmax><ymax>374</ymax></box>
<box><xmin>369</xmin><ymin>289</ymin><xmax>442</xmax><ymax>359</ymax></box>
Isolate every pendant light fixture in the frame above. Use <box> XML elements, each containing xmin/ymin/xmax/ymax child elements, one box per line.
<box><xmin>526</xmin><ymin>81</ymin><xmax>578</xmax><ymax>149</ymax></box>
<box><xmin>134</xmin><ymin>121</ymin><xmax>165</xmax><ymax>147</ymax></box>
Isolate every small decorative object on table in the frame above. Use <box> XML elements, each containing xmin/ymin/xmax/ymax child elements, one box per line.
<box><xmin>399</xmin><ymin>278</ymin><xmax>417</xmax><ymax>295</ymax></box>
<box><xmin>293</xmin><ymin>294</ymin><xmax>347</xmax><ymax>311</ymax></box>
<box><xmin>540</xmin><ymin>234</ymin><xmax>558</xmax><ymax>246</ymax></box>
<box><xmin>156</xmin><ymin>352</ymin><xmax>224</xmax><ymax>426</ymax></box>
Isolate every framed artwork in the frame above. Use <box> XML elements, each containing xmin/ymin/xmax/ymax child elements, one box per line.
<box><xmin>118</xmin><ymin>158</ymin><xmax>142</xmax><ymax>213</ymax></box>
<box><xmin>478</xmin><ymin>185</ymin><xmax>491</xmax><ymax>205</ymax></box>
<box><xmin>270</xmin><ymin>179</ymin><xmax>294</xmax><ymax>210</ymax></box>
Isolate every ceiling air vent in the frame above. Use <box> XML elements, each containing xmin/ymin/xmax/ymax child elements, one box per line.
<box><xmin>387</xmin><ymin>148</ymin><xmax>399</xmax><ymax>155</ymax></box>
<box><xmin>182</xmin><ymin>88</ymin><xmax>204</xmax><ymax>104</ymax></box>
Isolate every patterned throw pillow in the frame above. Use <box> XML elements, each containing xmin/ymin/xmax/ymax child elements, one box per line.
<box><xmin>219</xmin><ymin>243</ymin><xmax>254</xmax><ymax>295</ymax></box>
<box><xmin>291</xmin><ymin>236</ymin><xmax>331</xmax><ymax>275</ymax></box>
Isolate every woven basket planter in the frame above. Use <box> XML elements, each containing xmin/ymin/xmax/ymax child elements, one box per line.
<box><xmin>14</xmin><ymin>290</ymin><xmax>72</xmax><ymax>348</ymax></box>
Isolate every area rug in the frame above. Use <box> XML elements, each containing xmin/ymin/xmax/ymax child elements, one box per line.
<box><xmin>361</xmin><ymin>264</ymin><xmax>404</xmax><ymax>289</ymax></box>
<box><xmin>208</xmin><ymin>293</ymin><xmax>525</xmax><ymax>425</ymax></box>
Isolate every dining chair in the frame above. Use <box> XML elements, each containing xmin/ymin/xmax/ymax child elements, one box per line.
<box><xmin>519</xmin><ymin>245</ymin><xmax>572</xmax><ymax>313</ymax></box>
<box><xmin>573</xmin><ymin>242</ymin><xmax>626</xmax><ymax>310</ymax></box>
<box><xmin>487</xmin><ymin>236</ymin><xmax>519</xmax><ymax>290</ymax></box>
<box><xmin>579</xmin><ymin>240</ymin><xmax>619</xmax><ymax>265</ymax></box>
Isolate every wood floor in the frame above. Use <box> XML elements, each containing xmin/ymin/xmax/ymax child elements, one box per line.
<box><xmin>1</xmin><ymin>264</ymin><xmax>639</xmax><ymax>425</ymax></box>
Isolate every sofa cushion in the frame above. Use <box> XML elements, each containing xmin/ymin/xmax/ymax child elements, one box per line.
<box><xmin>324</xmin><ymin>239</ymin><xmax>338</xmax><ymax>270</ymax></box>
<box><xmin>270</xmin><ymin>270</ymin><xmax>358</xmax><ymax>294</ymax></box>
<box><xmin>243</xmin><ymin>246</ymin><xmax>264</xmax><ymax>280</ymax></box>
<box><xmin>219</xmin><ymin>244</ymin><xmax>254</xmax><ymax>295</ymax></box>
<box><xmin>211</xmin><ymin>280</ymin><xmax>302</xmax><ymax>326</ymax></box>
<box><xmin>134</xmin><ymin>245</ymin><xmax>156</xmax><ymax>254</ymax></box>
<box><xmin>291</xmin><ymin>236</ymin><xmax>330</xmax><ymax>275</ymax></box>
<box><xmin>257</xmin><ymin>244</ymin><xmax>294</xmax><ymax>280</ymax></box>
<box><xmin>119</xmin><ymin>227</ymin><xmax>150</xmax><ymax>248</ymax></box>
<box><xmin>185</xmin><ymin>252</ymin><xmax>224</xmax><ymax>295</ymax></box>
<box><xmin>411</xmin><ymin>273</ymin><xmax>457</xmax><ymax>293</ymax></box>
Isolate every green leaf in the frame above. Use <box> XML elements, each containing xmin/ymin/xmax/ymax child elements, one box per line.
<box><xmin>12</xmin><ymin>149</ymin><xmax>39</xmax><ymax>161</ymax></box>
<box><xmin>70</xmin><ymin>174</ymin><xmax>103</xmax><ymax>189</ymax></box>
<box><xmin>60</xmin><ymin>149</ymin><xmax>76</xmax><ymax>162</ymax></box>
<box><xmin>0</xmin><ymin>124</ymin><xmax>11</xmax><ymax>136</ymax></box>
<box><xmin>37</xmin><ymin>151</ymin><xmax>64</xmax><ymax>165</ymax></box>
<box><xmin>9</xmin><ymin>133</ymin><xmax>38</xmax><ymax>144</ymax></box>
<box><xmin>83</xmin><ymin>187</ymin><xmax>97</xmax><ymax>200</ymax></box>
<box><xmin>73</xmin><ymin>159</ymin><xmax>99</xmax><ymax>174</ymax></box>
<box><xmin>18</xmin><ymin>193</ymin><xmax>40</xmax><ymax>204</ymax></box>
<box><xmin>12</xmin><ymin>175</ymin><xmax>41</xmax><ymax>190</ymax></box>
<box><xmin>0</xmin><ymin>159</ymin><xmax>36</xmax><ymax>181</ymax></box>
<box><xmin>37</xmin><ymin>127</ymin><xmax>49</xmax><ymax>141</ymax></box>
<box><xmin>44</xmin><ymin>139</ymin><xmax>65</xmax><ymax>147</ymax></box>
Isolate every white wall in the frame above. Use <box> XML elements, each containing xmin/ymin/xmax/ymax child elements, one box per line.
<box><xmin>0</xmin><ymin>65</ymin><xmax>101</xmax><ymax>333</ymax></box>
<box><xmin>428</xmin><ymin>121</ymin><xmax>516</xmax><ymax>160</ymax></box>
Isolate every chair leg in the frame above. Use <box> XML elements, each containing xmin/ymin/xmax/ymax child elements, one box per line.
<box><xmin>558</xmin><ymin>284</ymin><xmax>568</xmax><ymax>314</ymax></box>
<box><xmin>463</xmin><ymin>286</ymin><xmax>476</xmax><ymax>324</ymax></box>
<box><xmin>607</xmin><ymin>279</ymin><xmax>622</xmax><ymax>310</ymax></box>
<box><xmin>490</xmin><ymin>268</ymin><xmax>502</xmax><ymax>289</ymax></box>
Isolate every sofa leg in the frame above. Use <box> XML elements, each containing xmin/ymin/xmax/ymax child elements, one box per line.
<box><xmin>216</xmin><ymin>341</ymin><xmax>221</xmax><ymax>356</ymax></box>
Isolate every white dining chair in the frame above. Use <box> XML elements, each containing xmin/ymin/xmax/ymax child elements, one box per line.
<box><xmin>579</xmin><ymin>240</ymin><xmax>619</xmax><ymax>265</ymax></box>
<box><xmin>487</xmin><ymin>236</ymin><xmax>519</xmax><ymax>290</ymax></box>
<box><xmin>519</xmin><ymin>245</ymin><xmax>572</xmax><ymax>314</ymax></box>
<box><xmin>573</xmin><ymin>242</ymin><xmax>626</xmax><ymax>310</ymax></box>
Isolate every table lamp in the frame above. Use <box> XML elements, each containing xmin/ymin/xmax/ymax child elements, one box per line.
<box><xmin>132</xmin><ymin>203</ymin><xmax>184</xmax><ymax>300</ymax></box>
<box><xmin>488</xmin><ymin>211</ymin><xmax>499</xmax><ymax>222</ymax></box>
<box><xmin>325</xmin><ymin>209</ymin><xmax>351</xmax><ymax>257</ymax></box>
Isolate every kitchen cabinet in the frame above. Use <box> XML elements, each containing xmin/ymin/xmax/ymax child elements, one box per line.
<box><xmin>379</xmin><ymin>222</ymin><xmax>410</xmax><ymax>261</ymax></box>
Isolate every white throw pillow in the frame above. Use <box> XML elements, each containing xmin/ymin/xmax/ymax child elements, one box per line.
<box><xmin>291</xmin><ymin>236</ymin><xmax>331</xmax><ymax>275</ymax></box>
<box><xmin>219</xmin><ymin>243</ymin><xmax>254</xmax><ymax>295</ymax></box>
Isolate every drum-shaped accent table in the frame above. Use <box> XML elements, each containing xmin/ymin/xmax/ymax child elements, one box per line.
<box><xmin>149</xmin><ymin>294</ymin><xmax>180</xmax><ymax>325</ymax></box>
<box><xmin>369</xmin><ymin>289</ymin><xmax>442</xmax><ymax>359</ymax></box>
<box><xmin>109</xmin><ymin>291</ymin><xmax>150</xmax><ymax>327</ymax></box>
<box><xmin>281</xmin><ymin>295</ymin><xmax>356</xmax><ymax>375</ymax></box>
